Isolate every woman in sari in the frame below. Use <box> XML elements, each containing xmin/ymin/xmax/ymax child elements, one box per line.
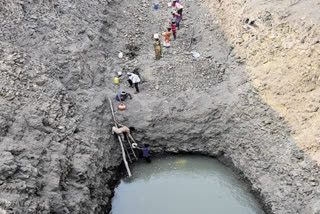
<box><xmin>153</xmin><ymin>34</ymin><xmax>162</xmax><ymax>60</ymax></box>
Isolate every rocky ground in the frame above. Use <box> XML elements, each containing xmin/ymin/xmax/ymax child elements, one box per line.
<box><xmin>205</xmin><ymin>0</ymin><xmax>320</xmax><ymax>163</ymax></box>
<box><xmin>1</xmin><ymin>0</ymin><xmax>320</xmax><ymax>214</ymax></box>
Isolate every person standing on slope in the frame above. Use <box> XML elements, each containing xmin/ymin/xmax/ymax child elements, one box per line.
<box><xmin>153</xmin><ymin>34</ymin><xmax>163</xmax><ymax>60</ymax></box>
<box><xmin>169</xmin><ymin>19</ymin><xmax>177</xmax><ymax>40</ymax></box>
<box><xmin>174</xmin><ymin>1</ymin><xmax>183</xmax><ymax>19</ymax></box>
<box><xmin>171</xmin><ymin>10</ymin><xmax>181</xmax><ymax>29</ymax></box>
<box><xmin>127</xmin><ymin>72</ymin><xmax>141</xmax><ymax>94</ymax></box>
<box><xmin>162</xmin><ymin>28</ymin><xmax>172</xmax><ymax>47</ymax></box>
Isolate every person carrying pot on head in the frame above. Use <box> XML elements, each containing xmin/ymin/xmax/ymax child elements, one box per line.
<box><xmin>169</xmin><ymin>19</ymin><xmax>177</xmax><ymax>40</ymax></box>
<box><xmin>162</xmin><ymin>28</ymin><xmax>172</xmax><ymax>47</ymax></box>
<box><xmin>115</xmin><ymin>91</ymin><xmax>132</xmax><ymax>102</ymax></box>
<box><xmin>153</xmin><ymin>33</ymin><xmax>163</xmax><ymax>60</ymax></box>
<box><xmin>171</xmin><ymin>10</ymin><xmax>181</xmax><ymax>29</ymax></box>
<box><xmin>127</xmin><ymin>71</ymin><xmax>141</xmax><ymax>94</ymax></box>
<box><xmin>172</xmin><ymin>0</ymin><xmax>183</xmax><ymax>20</ymax></box>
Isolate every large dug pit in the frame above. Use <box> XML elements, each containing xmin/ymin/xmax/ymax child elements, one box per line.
<box><xmin>111</xmin><ymin>155</ymin><xmax>265</xmax><ymax>214</ymax></box>
<box><xmin>1</xmin><ymin>0</ymin><xmax>320</xmax><ymax>214</ymax></box>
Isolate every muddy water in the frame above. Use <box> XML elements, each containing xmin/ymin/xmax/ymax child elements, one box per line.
<box><xmin>111</xmin><ymin>156</ymin><xmax>265</xmax><ymax>214</ymax></box>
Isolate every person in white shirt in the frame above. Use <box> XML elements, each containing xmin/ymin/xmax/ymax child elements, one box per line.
<box><xmin>127</xmin><ymin>71</ymin><xmax>141</xmax><ymax>94</ymax></box>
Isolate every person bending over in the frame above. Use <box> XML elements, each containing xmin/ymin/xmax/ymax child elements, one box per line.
<box><xmin>115</xmin><ymin>91</ymin><xmax>132</xmax><ymax>102</ymax></box>
<box><xmin>136</xmin><ymin>144</ymin><xmax>151</xmax><ymax>163</ymax></box>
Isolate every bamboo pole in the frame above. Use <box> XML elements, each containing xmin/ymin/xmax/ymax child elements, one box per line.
<box><xmin>108</xmin><ymin>98</ymin><xmax>132</xmax><ymax>177</ymax></box>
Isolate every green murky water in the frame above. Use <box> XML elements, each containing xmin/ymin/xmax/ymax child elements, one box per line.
<box><xmin>111</xmin><ymin>156</ymin><xmax>265</xmax><ymax>214</ymax></box>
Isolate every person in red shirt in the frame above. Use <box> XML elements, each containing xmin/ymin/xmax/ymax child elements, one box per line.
<box><xmin>169</xmin><ymin>19</ymin><xmax>177</xmax><ymax>40</ymax></box>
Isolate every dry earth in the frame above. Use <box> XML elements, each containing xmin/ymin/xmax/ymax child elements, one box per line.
<box><xmin>1</xmin><ymin>0</ymin><xmax>320</xmax><ymax>214</ymax></box>
<box><xmin>205</xmin><ymin>0</ymin><xmax>320</xmax><ymax>163</ymax></box>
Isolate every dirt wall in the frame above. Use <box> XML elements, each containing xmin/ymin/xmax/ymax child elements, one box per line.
<box><xmin>1</xmin><ymin>0</ymin><xmax>320</xmax><ymax>214</ymax></box>
<box><xmin>205</xmin><ymin>0</ymin><xmax>320</xmax><ymax>163</ymax></box>
<box><xmin>0</xmin><ymin>0</ymin><xmax>124</xmax><ymax>213</ymax></box>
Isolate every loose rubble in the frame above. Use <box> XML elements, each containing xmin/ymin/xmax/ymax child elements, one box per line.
<box><xmin>0</xmin><ymin>0</ymin><xmax>320</xmax><ymax>214</ymax></box>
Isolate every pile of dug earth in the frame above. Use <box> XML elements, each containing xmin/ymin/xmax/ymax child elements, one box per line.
<box><xmin>1</xmin><ymin>0</ymin><xmax>320</xmax><ymax>214</ymax></box>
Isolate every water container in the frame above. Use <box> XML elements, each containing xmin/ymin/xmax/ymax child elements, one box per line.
<box><xmin>114</xmin><ymin>77</ymin><xmax>119</xmax><ymax>84</ymax></box>
<box><xmin>118</xmin><ymin>103</ymin><xmax>126</xmax><ymax>110</ymax></box>
<box><xmin>154</xmin><ymin>4</ymin><xmax>159</xmax><ymax>9</ymax></box>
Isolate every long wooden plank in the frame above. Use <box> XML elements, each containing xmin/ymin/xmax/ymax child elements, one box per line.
<box><xmin>108</xmin><ymin>98</ymin><xmax>132</xmax><ymax>177</ymax></box>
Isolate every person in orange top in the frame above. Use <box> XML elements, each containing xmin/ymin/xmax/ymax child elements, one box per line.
<box><xmin>162</xmin><ymin>28</ymin><xmax>172</xmax><ymax>47</ymax></box>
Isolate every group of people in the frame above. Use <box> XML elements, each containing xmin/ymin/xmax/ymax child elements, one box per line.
<box><xmin>113</xmin><ymin>71</ymin><xmax>150</xmax><ymax>161</ymax></box>
<box><xmin>112</xmin><ymin>119</ymin><xmax>151</xmax><ymax>162</ymax></box>
<box><xmin>111</xmin><ymin>1</ymin><xmax>185</xmax><ymax>163</ymax></box>
<box><xmin>113</xmin><ymin>69</ymin><xmax>150</xmax><ymax>161</ymax></box>
<box><xmin>153</xmin><ymin>0</ymin><xmax>184</xmax><ymax>59</ymax></box>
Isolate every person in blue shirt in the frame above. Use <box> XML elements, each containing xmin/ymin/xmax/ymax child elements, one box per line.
<box><xmin>115</xmin><ymin>91</ymin><xmax>132</xmax><ymax>102</ymax></box>
<box><xmin>137</xmin><ymin>144</ymin><xmax>151</xmax><ymax>163</ymax></box>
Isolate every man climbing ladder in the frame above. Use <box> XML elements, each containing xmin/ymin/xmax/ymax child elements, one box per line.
<box><xmin>112</xmin><ymin>119</ymin><xmax>137</xmax><ymax>143</ymax></box>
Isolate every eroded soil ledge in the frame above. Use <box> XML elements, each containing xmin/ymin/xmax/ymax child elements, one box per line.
<box><xmin>1</xmin><ymin>0</ymin><xmax>320</xmax><ymax>214</ymax></box>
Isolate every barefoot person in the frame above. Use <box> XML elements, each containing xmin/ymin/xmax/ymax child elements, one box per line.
<box><xmin>112</xmin><ymin>119</ymin><xmax>136</xmax><ymax>143</ymax></box>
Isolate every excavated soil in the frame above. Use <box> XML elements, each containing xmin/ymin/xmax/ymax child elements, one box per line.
<box><xmin>1</xmin><ymin>0</ymin><xmax>320</xmax><ymax>214</ymax></box>
<box><xmin>206</xmin><ymin>0</ymin><xmax>320</xmax><ymax>163</ymax></box>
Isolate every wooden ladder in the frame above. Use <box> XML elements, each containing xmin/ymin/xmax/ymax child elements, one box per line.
<box><xmin>124</xmin><ymin>135</ymin><xmax>138</xmax><ymax>163</ymax></box>
<box><xmin>108</xmin><ymin>98</ymin><xmax>132</xmax><ymax>177</ymax></box>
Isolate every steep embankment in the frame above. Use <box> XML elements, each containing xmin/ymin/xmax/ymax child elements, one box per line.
<box><xmin>205</xmin><ymin>0</ymin><xmax>320</xmax><ymax>163</ymax></box>
<box><xmin>1</xmin><ymin>0</ymin><xmax>320</xmax><ymax>214</ymax></box>
<box><xmin>0</xmin><ymin>1</ymin><xmax>124</xmax><ymax>213</ymax></box>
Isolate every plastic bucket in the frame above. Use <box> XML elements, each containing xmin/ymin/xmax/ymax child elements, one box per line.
<box><xmin>114</xmin><ymin>77</ymin><xmax>119</xmax><ymax>84</ymax></box>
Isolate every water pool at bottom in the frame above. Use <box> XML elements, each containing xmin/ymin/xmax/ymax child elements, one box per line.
<box><xmin>111</xmin><ymin>155</ymin><xmax>265</xmax><ymax>214</ymax></box>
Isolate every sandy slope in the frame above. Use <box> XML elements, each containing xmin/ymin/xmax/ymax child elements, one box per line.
<box><xmin>205</xmin><ymin>0</ymin><xmax>320</xmax><ymax>163</ymax></box>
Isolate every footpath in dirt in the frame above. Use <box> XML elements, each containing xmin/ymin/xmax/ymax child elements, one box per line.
<box><xmin>1</xmin><ymin>0</ymin><xmax>320</xmax><ymax>214</ymax></box>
